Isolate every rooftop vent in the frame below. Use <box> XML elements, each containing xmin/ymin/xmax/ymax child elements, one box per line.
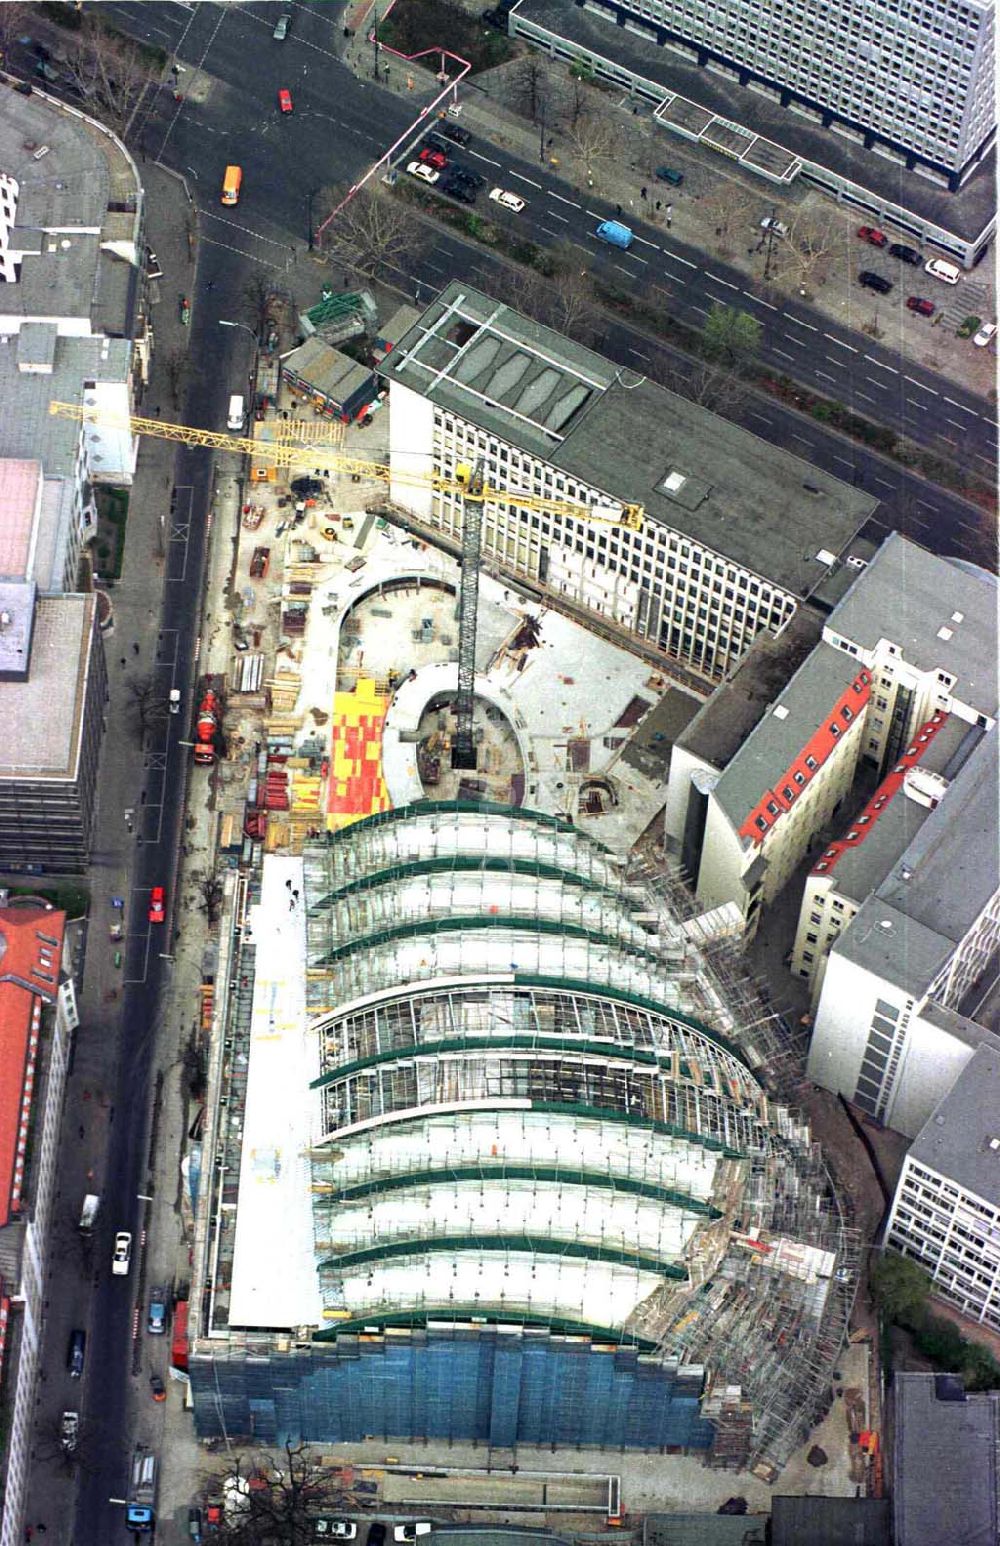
<box><xmin>937</xmin><ymin>626</ymin><xmax>953</xmax><ymax>641</ymax></box>
<box><xmin>661</xmin><ymin>470</ymin><xmax>687</xmax><ymax>495</ymax></box>
<box><xmin>772</xmin><ymin>704</ymin><xmax>789</xmax><ymax>720</ymax></box>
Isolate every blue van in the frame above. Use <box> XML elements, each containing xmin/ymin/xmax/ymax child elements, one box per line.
<box><xmin>595</xmin><ymin>220</ymin><xmax>634</xmax><ymax>250</ymax></box>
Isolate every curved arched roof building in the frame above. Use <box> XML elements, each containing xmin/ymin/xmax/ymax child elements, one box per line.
<box><xmin>194</xmin><ymin>803</ymin><xmax>855</xmax><ymax>1477</ymax></box>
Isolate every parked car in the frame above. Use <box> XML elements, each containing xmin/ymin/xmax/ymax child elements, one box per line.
<box><xmin>443</xmin><ymin>177</ymin><xmax>476</xmax><ymax>203</ymax></box>
<box><xmin>367</xmin><ymin>1525</ymin><xmax>387</xmax><ymax>1546</ymax></box>
<box><xmin>188</xmin><ymin>1507</ymin><xmax>203</xmax><ymax>1543</ymax></box>
<box><xmin>60</xmin><ymin>1411</ymin><xmax>80</xmax><ymax>1453</ymax></box>
<box><xmin>440</xmin><ymin>121</ymin><xmax>471</xmax><ymax>146</ymax></box>
<box><xmin>418</xmin><ymin>146</ymin><xmax>448</xmax><ymax>169</ymax></box>
<box><xmin>322</xmin><ymin>1525</ymin><xmax>357</xmax><ymax>1540</ymax></box>
<box><xmin>655</xmin><ymin>166</ymin><xmax>685</xmax><ymax>185</ymax></box>
<box><xmin>66</xmin><ymin>1329</ymin><xmax>86</xmax><ymax>1378</ymax></box>
<box><xmin>481</xmin><ymin>7</ymin><xmax>510</xmax><ymax>26</ymax></box>
<box><xmin>112</xmin><ymin>1230</ymin><xmax>132</xmax><ymax>1275</ymax></box>
<box><xmin>393</xmin><ymin>1528</ymin><xmax>432</xmax><ymax>1543</ymax></box>
<box><xmin>148</xmin><ymin>1287</ymin><xmax>168</xmax><ymax>1334</ymax></box>
<box><xmin>925</xmin><ymin>256</ymin><xmax>961</xmax><ymax>285</ymax></box>
<box><xmin>888</xmin><ymin>242</ymin><xmax>921</xmax><ymax>264</ymax></box>
<box><xmin>973</xmin><ymin>320</ymin><xmax>997</xmax><ymax>347</ymax></box>
<box><xmin>278</xmin><ymin>88</ymin><xmax>293</xmax><ymax>114</ymax></box>
<box><xmin>906</xmin><ymin>296</ymin><xmax>935</xmax><ymax>316</ymax></box>
<box><xmin>760</xmin><ymin>215</ymin><xmax>789</xmax><ymax>238</ymax></box>
<box><xmin>489</xmin><ymin>188</ymin><xmax>525</xmax><ymax>212</ymax></box>
<box><xmin>169</xmin><ymin>688</ymin><xmax>181</xmax><ymax>715</ymax></box>
<box><xmin>148</xmin><ymin>885</ymin><xmax>165</xmax><ymax>924</ymax></box>
<box><xmin>858</xmin><ymin>270</ymin><xmax>892</xmax><ymax>294</ymax></box>
<box><xmin>273</xmin><ymin>13</ymin><xmax>291</xmax><ymax>39</ymax></box>
<box><xmin>34</xmin><ymin>60</ymin><xmax>61</xmax><ymax>83</ymax></box>
<box><xmin>150</xmin><ymin>1372</ymin><xmax>166</xmax><ymax>1402</ymax></box>
<box><xmin>857</xmin><ymin>225</ymin><xmax>888</xmax><ymax>247</ymax></box>
<box><xmin>407</xmin><ymin>160</ymin><xmax>440</xmax><ymax>185</ymax></box>
<box><xmin>205</xmin><ymin>1503</ymin><xmax>223</xmax><ymax>1535</ymax></box>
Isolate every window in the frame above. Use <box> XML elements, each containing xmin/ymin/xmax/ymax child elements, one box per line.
<box><xmin>806</xmin><ymin>755</ymin><xmax>818</xmax><ymax>770</ymax></box>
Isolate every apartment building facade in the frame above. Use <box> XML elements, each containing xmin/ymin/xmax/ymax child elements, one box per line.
<box><xmin>511</xmin><ymin>0</ymin><xmax>995</xmax><ymax>184</ymax></box>
<box><xmin>884</xmin><ymin>1048</ymin><xmax>1000</xmax><ymax>1334</ymax></box>
<box><xmin>380</xmin><ymin>285</ymin><xmax>871</xmax><ymax>686</ymax></box>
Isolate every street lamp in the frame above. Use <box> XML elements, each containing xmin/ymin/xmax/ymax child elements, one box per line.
<box><xmin>219</xmin><ymin>318</ymin><xmax>260</xmax><ymax>402</ymax></box>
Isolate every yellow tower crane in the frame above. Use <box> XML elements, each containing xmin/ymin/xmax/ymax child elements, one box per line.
<box><xmin>49</xmin><ymin>400</ymin><xmax>643</xmax><ymax>768</ymax></box>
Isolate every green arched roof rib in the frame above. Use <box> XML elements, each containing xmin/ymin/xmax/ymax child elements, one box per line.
<box><xmin>313</xmin><ymin>854</ymin><xmax>627</xmax><ymax>908</ymax></box>
<box><xmin>313</xmin><ymin>1032</ymin><xmax>720</xmax><ymax>1093</ymax></box>
<box><xmin>518</xmin><ymin>974</ymin><xmax>748</xmax><ymax>1068</ymax></box>
<box><xmin>319</xmin><ymin>1234</ymin><xmax>688</xmax><ymax>1278</ymax></box>
<box><xmin>319</xmin><ymin>799</ymin><xmax>613</xmax><ymax>852</ymax></box>
<box><xmin>313</xmin><ymin>913</ymin><xmax>665</xmax><ymax>971</ymax></box>
<box><xmin>318</xmin><ymin>1101</ymin><xmax>745</xmax><ymax>1160</ymax></box>
<box><xmin>319</xmin><ymin>1164</ymin><xmax>722</xmax><ymax>1219</ymax></box>
<box><xmin>312</xmin><ymin>1307</ymin><xmax>660</xmax><ymax>1350</ymax></box>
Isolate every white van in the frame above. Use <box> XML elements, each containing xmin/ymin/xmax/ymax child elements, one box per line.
<box><xmin>227</xmin><ymin>394</ymin><xmax>245</xmax><ymax>431</ymax></box>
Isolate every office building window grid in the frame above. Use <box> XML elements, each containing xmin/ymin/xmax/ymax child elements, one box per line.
<box><xmin>887</xmin><ymin>1161</ymin><xmax>1000</xmax><ymax>1330</ymax></box>
<box><xmin>431</xmin><ymin>410</ymin><xmax>796</xmax><ymax>680</ymax></box>
<box><xmin>603</xmin><ymin>0</ymin><xmax>994</xmax><ymax>168</ymax></box>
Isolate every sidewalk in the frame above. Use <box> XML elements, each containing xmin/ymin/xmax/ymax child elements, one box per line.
<box><xmin>339</xmin><ymin>20</ymin><xmax>996</xmax><ymax>400</ymax></box>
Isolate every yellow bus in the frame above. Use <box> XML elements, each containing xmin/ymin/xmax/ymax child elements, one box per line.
<box><xmin>221</xmin><ymin>165</ymin><xmax>242</xmax><ymax>205</ymax></box>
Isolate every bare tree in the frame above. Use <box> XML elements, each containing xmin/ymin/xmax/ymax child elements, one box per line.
<box><xmin>565</xmin><ymin>108</ymin><xmax>616</xmax><ymax>185</ymax></box>
<box><xmin>0</xmin><ymin>3</ymin><xmax>31</xmax><ymax>60</ymax></box>
<box><xmin>209</xmin><ymin>1443</ymin><xmax>337</xmax><ymax>1545</ymax></box>
<box><xmin>60</xmin><ymin>14</ymin><xmax>158</xmax><ymax>135</ymax></box>
<box><xmin>241</xmin><ymin>276</ymin><xmax>282</xmax><ymax>340</ymax></box>
<box><xmin>198</xmin><ymin>875</ymin><xmax>225</xmax><ymax>927</ymax></box>
<box><xmin>699</xmin><ymin>180</ymin><xmax>760</xmax><ymax>257</ymax></box>
<box><xmin>764</xmin><ymin>205</ymin><xmax>843</xmax><ymax>294</ymax></box>
<box><xmin>509</xmin><ymin>53</ymin><xmax>549</xmax><ymax>122</ymax></box>
<box><xmin>126</xmin><ymin>672</ymin><xmax>168</xmax><ymax>743</ymax></box>
<box><xmin>323</xmin><ymin>185</ymin><xmax>423</xmax><ymax>282</ymax></box>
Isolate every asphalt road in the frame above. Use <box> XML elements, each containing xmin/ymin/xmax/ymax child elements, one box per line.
<box><xmin>72</xmin><ymin>378</ymin><xmax>228</xmax><ymax>1542</ymax></box>
<box><xmin>91</xmin><ymin>0</ymin><xmax>996</xmax><ymax>482</ymax></box>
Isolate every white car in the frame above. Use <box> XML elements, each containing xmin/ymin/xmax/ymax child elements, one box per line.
<box><xmin>273</xmin><ymin>13</ymin><xmax>290</xmax><ymax>39</ymax></box>
<box><xmin>393</xmin><ymin>1527</ymin><xmax>432</xmax><ymax>1542</ymax></box>
<box><xmin>406</xmin><ymin>161</ymin><xmax>440</xmax><ymax>185</ymax></box>
<box><xmin>489</xmin><ymin>188</ymin><xmax>525</xmax><ymax>212</ymax></box>
<box><xmin>319</xmin><ymin>1525</ymin><xmax>356</xmax><ymax>1540</ymax></box>
<box><xmin>760</xmin><ymin>216</ymin><xmax>789</xmax><ymax>238</ymax></box>
<box><xmin>924</xmin><ymin>257</ymin><xmax>961</xmax><ymax>285</ymax></box>
<box><xmin>973</xmin><ymin>320</ymin><xmax>997</xmax><ymax>348</ymax></box>
<box><xmin>111</xmin><ymin>1231</ymin><xmax>132</xmax><ymax>1276</ymax></box>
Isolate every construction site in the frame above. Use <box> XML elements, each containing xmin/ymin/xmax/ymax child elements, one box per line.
<box><xmin>80</xmin><ymin>285</ymin><xmax>865</xmax><ymax>1497</ymax></box>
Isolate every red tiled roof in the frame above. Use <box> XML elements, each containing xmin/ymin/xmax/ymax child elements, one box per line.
<box><xmin>0</xmin><ymin>900</ymin><xmax>66</xmax><ymax>1227</ymax></box>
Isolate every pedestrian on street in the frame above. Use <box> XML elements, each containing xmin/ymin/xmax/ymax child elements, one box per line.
<box><xmin>132</xmin><ymin>642</ymin><xmax>140</xmax><ymax>655</ymax></box>
<box><xmin>640</xmin><ymin>185</ymin><xmax>647</xmax><ymax>200</ymax></box>
<box><xmin>655</xmin><ymin>200</ymin><xmax>661</xmax><ymax>212</ymax></box>
<box><xmin>665</xmin><ymin>203</ymin><xmax>673</xmax><ymax>227</ymax></box>
<box><xmin>615</xmin><ymin>203</ymin><xmax>622</xmax><ymax>216</ymax></box>
<box><xmin>120</xmin><ymin>657</ymin><xmax>126</xmax><ymax>668</ymax></box>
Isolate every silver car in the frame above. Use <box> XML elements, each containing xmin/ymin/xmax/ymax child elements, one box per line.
<box><xmin>273</xmin><ymin>13</ymin><xmax>291</xmax><ymax>39</ymax></box>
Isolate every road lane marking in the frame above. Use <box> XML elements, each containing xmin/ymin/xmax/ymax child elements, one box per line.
<box><xmin>772</xmin><ymin>348</ymin><xmax>794</xmax><ymax>361</ymax></box>
<box><xmin>629</xmin><ymin>348</ymin><xmax>651</xmax><ymax>361</ymax></box>
<box><xmin>824</xmin><ymin>334</ymin><xmax>858</xmax><ymax>352</ymax></box>
<box><xmin>627</xmin><ymin>252</ymin><xmax>648</xmax><ymax>264</ymax></box>
<box><xmin>632</xmin><ymin>234</ymin><xmax>659</xmax><ymax>249</ymax></box>
<box><xmin>705</xmin><ymin>273</ymin><xmax>738</xmax><ymax>289</ymax></box>
<box><xmin>864</xmin><ymin>355</ymin><xmax>899</xmax><ymax>373</ymax></box>
<box><xmin>688</xmin><ymin>303</ymin><xmax>708</xmax><ymax>316</ymax></box>
<box><xmin>786</xmin><ymin>315</ymin><xmax>818</xmax><ymax>331</ymax></box>
<box><xmin>865</xmin><ymin>376</ymin><xmax>889</xmax><ymax>390</ymax></box>
<box><xmin>509</xmin><ymin>171</ymin><xmax>542</xmax><ymax>188</ymax></box>
<box><xmin>549</xmin><ymin>192</ymin><xmax>581</xmax><ymax>208</ymax></box>
<box><xmin>547</xmin><ymin>211</ymin><xmax>569</xmax><ymax>223</ymax></box>
<box><xmin>815</xmin><ymin>371</ymin><xmax>837</xmax><ymax>383</ymax></box>
<box><xmin>905</xmin><ymin>376</ymin><xmax>938</xmax><ymax>395</ymax></box>
<box><xmin>468</xmin><ymin>150</ymin><xmax>502</xmax><ymax>167</ymax></box>
<box><xmin>744</xmin><ymin>291</ymin><xmax>778</xmax><ymax>311</ymax></box>
<box><xmin>662</xmin><ymin>250</ymin><xmax>697</xmax><ymax>268</ymax></box>
<box><xmin>943</xmin><ymin>396</ymin><xmax>977</xmax><ymax>415</ymax></box>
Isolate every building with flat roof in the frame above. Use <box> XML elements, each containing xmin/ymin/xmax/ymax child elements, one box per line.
<box><xmin>0</xmin><ymin>592</ymin><xmax>107</xmax><ymax>872</ymax></box>
<box><xmin>790</xmin><ymin>712</ymin><xmax>977</xmax><ymax>1003</ymax></box>
<box><xmin>806</xmin><ymin>728</ymin><xmax>999</xmax><ymax>1136</ymax></box>
<box><xmin>189</xmin><ymin>809</ymin><xmax>856</xmax><ymax>1479</ymax></box>
<box><xmin>0</xmin><ymin>895</ymin><xmax>77</xmax><ymax>1546</ymax></box>
<box><xmin>508</xmin><ymin>0</ymin><xmax>996</xmax><ymax>266</ymax></box>
<box><xmin>379</xmin><ymin>284</ymin><xmax>873</xmax><ymax>684</ymax></box>
<box><xmin>663</xmin><ymin>637</ymin><xmax>871</xmax><ymax>937</ymax></box>
<box><xmin>893</xmin><ymin>1373</ymin><xmax>1000</xmax><ymax>1546</ymax></box>
<box><xmin>884</xmin><ymin>1047</ymin><xmax>1000</xmax><ymax>1333</ymax></box>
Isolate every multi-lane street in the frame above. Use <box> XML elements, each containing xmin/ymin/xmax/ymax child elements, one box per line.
<box><xmin>97</xmin><ymin>0</ymin><xmax>995</xmax><ymax>481</ymax></box>
<box><xmin>9</xmin><ymin>3</ymin><xmax>996</xmax><ymax>1538</ymax></box>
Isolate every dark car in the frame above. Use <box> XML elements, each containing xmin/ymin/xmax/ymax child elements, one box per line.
<box><xmin>189</xmin><ymin>1507</ymin><xmax>203</xmax><ymax>1543</ymax></box>
<box><xmin>290</xmin><ymin>476</ymin><xmax>324</xmax><ymax>498</ymax></box>
<box><xmin>67</xmin><ymin>1328</ymin><xmax>86</xmax><ymax>1378</ymax></box>
<box><xmin>655</xmin><ymin>166</ymin><xmax>685</xmax><ymax>186</ymax></box>
<box><xmin>443</xmin><ymin>179</ymin><xmax>477</xmax><ymax>204</ymax></box>
<box><xmin>888</xmin><ymin>242</ymin><xmax>922</xmax><ymax>265</ymax></box>
<box><xmin>906</xmin><ymin>296</ymin><xmax>935</xmax><ymax>316</ymax></box>
<box><xmin>368</xmin><ymin>1528</ymin><xmax>387</xmax><ymax>1546</ymax></box>
<box><xmin>858</xmin><ymin>271</ymin><xmax>892</xmax><ymax>294</ymax></box>
<box><xmin>14</xmin><ymin>81</ymin><xmax>33</xmax><ymax>96</ymax></box>
<box><xmin>440</xmin><ymin>121</ymin><xmax>471</xmax><ymax>146</ymax></box>
<box><xmin>448</xmin><ymin>164</ymin><xmax>486</xmax><ymax>188</ymax></box>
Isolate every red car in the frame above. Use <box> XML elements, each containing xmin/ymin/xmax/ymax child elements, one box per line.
<box><xmin>205</xmin><ymin>1503</ymin><xmax>223</xmax><ymax>1535</ymax></box>
<box><xmin>857</xmin><ymin>225</ymin><xmax>888</xmax><ymax>248</ymax></box>
<box><xmin>906</xmin><ymin>296</ymin><xmax>935</xmax><ymax>316</ymax></box>
<box><xmin>418</xmin><ymin>146</ymin><xmax>447</xmax><ymax>169</ymax></box>
<box><xmin>148</xmin><ymin>886</ymin><xmax>165</xmax><ymax>924</ymax></box>
<box><xmin>278</xmin><ymin>88</ymin><xmax>293</xmax><ymax>114</ymax></box>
